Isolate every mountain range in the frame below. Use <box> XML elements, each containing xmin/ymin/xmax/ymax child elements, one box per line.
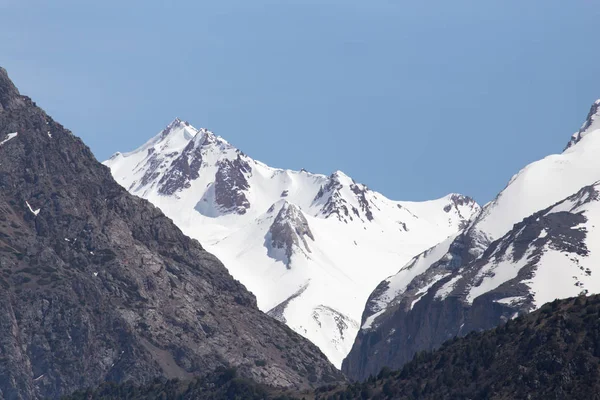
<box><xmin>104</xmin><ymin>121</ymin><xmax>479</xmax><ymax>366</ymax></box>
<box><xmin>104</xmin><ymin>91</ymin><xmax>600</xmax><ymax>379</ymax></box>
<box><xmin>3</xmin><ymin>61</ymin><xmax>600</xmax><ymax>400</ymax></box>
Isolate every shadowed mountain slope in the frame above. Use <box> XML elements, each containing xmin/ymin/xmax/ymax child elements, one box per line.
<box><xmin>0</xmin><ymin>67</ymin><xmax>342</xmax><ymax>400</ymax></box>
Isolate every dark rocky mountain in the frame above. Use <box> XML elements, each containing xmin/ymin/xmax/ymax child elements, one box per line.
<box><xmin>64</xmin><ymin>294</ymin><xmax>600</xmax><ymax>399</ymax></box>
<box><xmin>566</xmin><ymin>99</ymin><xmax>600</xmax><ymax>149</ymax></box>
<box><xmin>0</xmin><ymin>67</ymin><xmax>342</xmax><ymax>400</ymax></box>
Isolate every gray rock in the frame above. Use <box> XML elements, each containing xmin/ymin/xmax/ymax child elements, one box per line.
<box><xmin>266</xmin><ymin>202</ymin><xmax>314</xmax><ymax>268</ymax></box>
<box><xmin>0</xmin><ymin>67</ymin><xmax>343</xmax><ymax>399</ymax></box>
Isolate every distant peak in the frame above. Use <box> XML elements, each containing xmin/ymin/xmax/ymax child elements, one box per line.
<box><xmin>161</xmin><ymin>117</ymin><xmax>192</xmax><ymax>136</ymax></box>
<box><xmin>565</xmin><ymin>99</ymin><xmax>600</xmax><ymax>150</ymax></box>
<box><xmin>151</xmin><ymin>118</ymin><xmax>197</xmax><ymax>147</ymax></box>
<box><xmin>331</xmin><ymin>170</ymin><xmax>349</xmax><ymax>178</ymax></box>
<box><xmin>578</xmin><ymin>100</ymin><xmax>600</xmax><ymax>133</ymax></box>
<box><xmin>188</xmin><ymin>127</ymin><xmax>233</xmax><ymax>151</ymax></box>
<box><xmin>446</xmin><ymin>193</ymin><xmax>477</xmax><ymax>204</ymax></box>
<box><xmin>329</xmin><ymin>170</ymin><xmax>354</xmax><ymax>185</ymax></box>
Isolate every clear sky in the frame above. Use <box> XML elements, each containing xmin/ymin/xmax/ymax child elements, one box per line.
<box><xmin>2</xmin><ymin>0</ymin><xmax>599</xmax><ymax>203</ymax></box>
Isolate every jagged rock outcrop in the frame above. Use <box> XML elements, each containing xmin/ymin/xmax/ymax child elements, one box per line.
<box><xmin>312</xmin><ymin>171</ymin><xmax>374</xmax><ymax>223</ymax></box>
<box><xmin>443</xmin><ymin>194</ymin><xmax>478</xmax><ymax>228</ymax></box>
<box><xmin>0</xmin><ymin>67</ymin><xmax>342</xmax><ymax>399</ymax></box>
<box><xmin>213</xmin><ymin>155</ymin><xmax>251</xmax><ymax>214</ymax></box>
<box><xmin>266</xmin><ymin>202</ymin><xmax>314</xmax><ymax>267</ymax></box>
<box><xmin>566</xmin><ymin>100</ymin><xmax>600</xmax><ymax>149</ymax></box>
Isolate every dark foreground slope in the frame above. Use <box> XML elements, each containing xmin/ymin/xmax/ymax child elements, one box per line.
<box><xmin>322</xmin><ymin>295</ymin><xmax>600</xmax><ymax>399</ymax></box>
<box><xmin>64</xmin><ymin>294</ymin><xmax>600</xmax><ymax>400</ymax></box>
<box><xmin>0</xmin><ymin>68</ymin><xmax>342</xmax><ymax>400</ymax></box>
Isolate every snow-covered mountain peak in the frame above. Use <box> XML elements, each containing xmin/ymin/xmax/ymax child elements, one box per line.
<box><xmin>189</xmin><ymin>126</ymin><xmax>231</xmax><ymax>149</ymax></box>
<box><xmin>344</xmin><ymin>99</ymin><xmax>600</xmax><ymax>380</ymax></box>
<box><xmin>442</xmin><ymin>194</ymin><xmax>479</xmax><ymax>227</ymax></box>
<box><xmin>330</xmin><ymin>170</ymin><xmax>354</xmax><ymax>184</ymax></box>
<box><xmin>566</xmin><ymin>99</ymin><xmax>600</xmax><ymax>149</ymax></box>
<box><xmin>105</xmin><ymin>120</ymin><xmax>479</xmax><ymax>367</ymax></box>
<box><xmin>311</xmin><ymin>171</ymin><xmax>375</xmax><ymax>223</ymax></box>
<box><xmin>147</xmin><ymin>117</ymin><xmax>198</xmax><ymax>153</ymax></box>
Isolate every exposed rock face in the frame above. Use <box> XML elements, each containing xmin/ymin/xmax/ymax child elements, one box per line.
<box><xmin>566</xmin><ymin>100</ymin><xmax>600</xmax><ymax>149</ymax></box>
<box><xmin>443</xmin><ymin>194</ymin><xmax>478</xmax><ymax>228</ymax></box>
<box><xmin>0</xmin><ymin>67</ymin><xmax>342</xmax><ymax>399</ymax></box>
<box><xmin>213</xmin><ymin>155</ymin><xmax>251</xmax><ymax>215</ymax></box>
<box><xmin>343</xmin><ymin>184</ymin><xmax>599</xmax><ymax>380</ymax></box>
<box><xmin>313</xmin><ymin>172</ymin><xmax>374</xmax><ymax>223</ymax></box>
<box><xmin>266</xmin><ymin>202</ymin><xmax>314</xmax><ymax>267</ymax></box>
<box><xmin>157</xmin><ymin>125</ymin><xmax>203</xmax><ymax>196</ymax></box>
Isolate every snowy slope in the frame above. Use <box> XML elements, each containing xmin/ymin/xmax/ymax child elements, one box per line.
<box><xmin>343</xmin><ymin>99</ymin><xmax>600</xmax><ymax>380</ymax></box>
<box><xmin>360</xmin><ymin>99</ymin><xmax>600</xmax><ymax>332</ymax></box>
<box><xmin>104</xmin><ymin>119</ymin><xmax>479</xmax><ymax>367</ymax></box>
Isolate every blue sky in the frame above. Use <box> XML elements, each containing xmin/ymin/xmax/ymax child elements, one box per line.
<box><xmin>2</xmin><ymin>0</ymin><xmax>599</xmax><ymax>203</ymax></box>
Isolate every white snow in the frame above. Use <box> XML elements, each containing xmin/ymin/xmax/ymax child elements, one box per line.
<box><xmin>538</xmin><ymin>229</ymin><xmax>548</xmax><ymax>239</ymax></box>
<box><xmin>473</xmin><ymin>122</ymin><xmax>600</xmax><ymax>240</ymax></box>
<box><xmin>410</xmin><ymin>274</ymin><xmax>449</xmax><ymax>310</ymax></box>
<box><xmin>0</xmin><ymin>132</ymin><xmax>18</xmax><ymax>146</ymax></box>
<box><xmin>495</xmin><ymin>296</ymin><xmax>526</xmax><ymax>305</ymax></box>
<box><xmin>435</xmin><ymin>275</ymin><xmax>462</xmax><ymax>300</ymax></box>
<box><xmin>374</xmin><ymin>105</ymin><xmax>600</xmax><ymax>326</ymax></box>
<box><xmin>362</xmin><ymin>310</ymin><xmax>386</xmax><ymax>331</ymax></box>
<box><xmin>524</xmin><ymin>189</ymin><xmax>600</xmax><ymax>308</ymax></box>
<box><xmin>465</xmin><ymin>115</ymin><xmax>600</xmax><ymax>306</ymax></box>
<box><xmin>104</xmin><ymin>119</ymin><xmax>478</xmax><ymax>367</ymax></box>
<box><xmin>25</xmin><ymin>201</ymin><xmax>40</xmax><ymax>216</ymax></box>
<box><xmin>360</xmin><ymin>233</ymin><xmax>458</xmax><ymax>331</ymax></box>
<box><xmin>467</xmin><ymin>244</ymin><xmax>531</xmax><ymax>303</ymax></box>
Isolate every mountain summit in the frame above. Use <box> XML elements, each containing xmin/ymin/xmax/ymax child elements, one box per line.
<box><xmin>105</xmin><ymin>119</ymin><xmax>480</xmax><ymax>366</ymax></box>
<box><xmin>0</xmin><ymin>68</ymin><xmax>342</xmax><ymax>399</ymax></box>
<box><xmin>343</xmin><ymin>99</ymin><xmax>600</xmax><ymax>380</ymax></box>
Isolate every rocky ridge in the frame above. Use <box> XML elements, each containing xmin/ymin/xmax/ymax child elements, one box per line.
<box><xmin>0</xmin><ymin>67</ymin><xmax>342</xmax><ymax>399</ymax></box>
<box><xmin>343</xmin><ymin>99</ymin><xmax>600</xmax><ymax>380</ymax></box>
